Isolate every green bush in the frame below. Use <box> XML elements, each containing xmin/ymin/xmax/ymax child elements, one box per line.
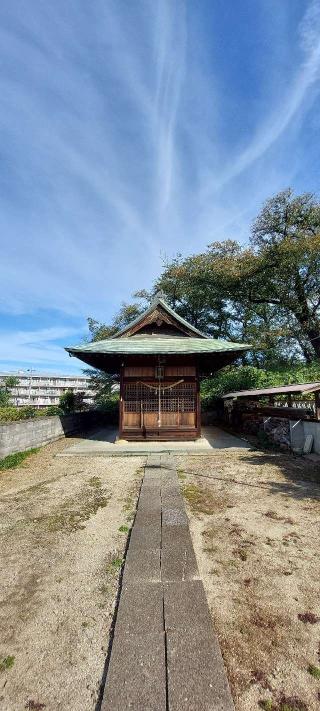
<box><xmin>0</xmin><ymin>406</ymin><xmax>38</xmax><ymax>422</ymax></box>
<box><xmin>200</xmin><ymin>361</ymin><xmax>320</xmax><ymax>409</ymax></box>
<box><xmin>44</xmin><ymin>405</ymin><xmax>64</xmax><ymax>416</ymax></box>
<box><xmin>0</xmin><ymin>405</ymin><xmax>63</xmax><ymax>422</ymax></box>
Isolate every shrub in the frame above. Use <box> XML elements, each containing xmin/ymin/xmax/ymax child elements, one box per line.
<box><xmin>0</xmin><ymin>406</ymin><xmax>38</xmax><ymax>422</ymax></box>
<box><xmin>44</xmin><ymin>405</ymin><xmax>64</xmax><ymax>416</ymax></box>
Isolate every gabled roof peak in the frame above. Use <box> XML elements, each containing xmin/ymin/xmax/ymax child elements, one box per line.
<box><xmin>112</xmin><ymin>294</ymin><xmax>209</xmax><ymax>340</ymax></box>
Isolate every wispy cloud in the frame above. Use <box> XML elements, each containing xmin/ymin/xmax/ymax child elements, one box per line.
<box><xmin>1</xmin><ymin>0</ymin><xmax>320</xmax><ymax>373</ymax></box>
<box><xmin>206</xmin><ymin>0</ymin><xmax>320</xmax><ymax>191</ymax></box>
<box><xmin>0</xmin><ymin>326</ymin><xmax>82</xmax><ymax>372</ymax></box>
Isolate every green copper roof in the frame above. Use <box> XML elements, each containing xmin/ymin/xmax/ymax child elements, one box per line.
<box><xmin>66</xmin><ymin>336</ymin><xmax>250</xmax><ymax>356</ymax></box>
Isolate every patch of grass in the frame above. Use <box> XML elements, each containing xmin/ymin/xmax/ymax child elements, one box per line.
<box><xmin>0</xmin><ymin>655</ymin><xmax>15</xmax><ymax>672</ymax></box>
<box><xmin>105</xmin><ymin>556</ymin><xmax>123</xmax><ymax>576</ymax></box>
<box><xmin>122</xmin><ymin>495</ymin><xmax>134</xmax><ymax>512</ymax></box>
<box><xmin>278</xmin><ymin>695</ymin><xmax>308</xmax><ymax>711</ymax></box>
<box><xmin>34</xmin><ymin>484</ymin><xmax>110</xmax><ymax>533</ymax></box>
<box><xmin>298</xmin><ymin>612</ymin><xmax>319</xmax><ymax>624</ymax></box>
<box><xmin>308</xmin><ymin>663</ymin><xmax>320</xmax><ymax>679</ymax></box>
<box><xmin>259</xmin><ymin>700</ymin><xmax>273</xmax><ymax>711</ymax></box>
<box><xmin>182</xmin><ymin>482</ymin><xmax>224</xmax><ymax>515</ymax></box>
<box><xmin>177</xmin><ymin>469</ymin><xmax>187</xmax><ymax>480</ymax></box>
<box><xmin>0</xmin><ymin>448</ymin><xmax>40</xmax><ymax>471</ymax></box>
<box><xmin>118</xmin><ymin>525</ymin><xmax>129</xmax><ymax>533</ymax></box>
<box><xmin>259</xmin><ymin>697</ymin><xmax>308</xmax><ymax>711</ymax></box>
<box><xmin>88</xmin><ymin>476</ymin><xmax>102</xmax><ymax>488</ymax></box>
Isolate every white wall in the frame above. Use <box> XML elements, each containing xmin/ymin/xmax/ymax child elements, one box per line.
<box><xmin>290</xmin><ymin>419</ymin><xmax>320</xmax><ymax>454</ymax></box>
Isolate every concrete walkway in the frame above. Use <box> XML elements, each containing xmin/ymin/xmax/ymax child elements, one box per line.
<box><xmin>100</xmin><ymin>454</ymin><xmax>234</xmax><ymax>711</ymax></box>
<box><xmin>58</xmin><ymin>425</ymin><xmax>249</xmax><ymax>457</ymax></box>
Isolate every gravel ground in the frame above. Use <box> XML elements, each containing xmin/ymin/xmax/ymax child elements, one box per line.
<box><xmin>0</xmin><ymin>437</ymin><xmax>144</xmax><ymax>711</ymax></box>
<box><xmin>177</xmin><ymin>448</ymin><xmax>320</xmax><ymax>711</ymax></box>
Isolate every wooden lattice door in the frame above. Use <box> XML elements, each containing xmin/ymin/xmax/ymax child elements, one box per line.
<box><xmin>122</xmin><ymin>380</ymin><xmax>196</xmax><ymax>430</ymax></box>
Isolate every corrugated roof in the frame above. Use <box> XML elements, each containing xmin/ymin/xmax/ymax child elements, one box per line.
<box><xmin>112</xmin><ymin>296</ymin><xmax>210</xmax><ymax>339</ymax></box>
<box><xmin>223</xmin><ymin>382</ymin><xmax>320</xmax><ymax>399</ymax></box>
<box><xmin>67</xmin><ymin>337</ymin><xmax>250</xmax><ymax>356</ymax></box>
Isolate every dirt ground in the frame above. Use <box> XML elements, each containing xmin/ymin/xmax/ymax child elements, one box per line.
<box><xmin>177</xmin><ymin>447</ymin><xmax>320</xmax><ymax>711</ymax></box>
<box><xmin>0</xmin><ymin>437</ymin><xmax>144</xmax><ymax>711</ymax></box>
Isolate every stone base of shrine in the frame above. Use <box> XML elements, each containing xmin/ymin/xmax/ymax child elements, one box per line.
<box><xmin>57</xmin><ymin>425</ymin><xmax>250</xmax><ymax>457</ymax></box>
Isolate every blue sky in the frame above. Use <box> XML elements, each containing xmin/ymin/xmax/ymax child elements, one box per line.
<box><xmin>1</xmin><ymin>0</ymin><xmax>320</xmax><ymax>374</ymax></box>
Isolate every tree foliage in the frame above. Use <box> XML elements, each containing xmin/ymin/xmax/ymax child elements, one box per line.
<box><xmin>85</xmin><ymin>189</ymin><xmax>320</xmax><ymax>405</ymax></box>
<box><xmin>59</xmin><ymin>389</ymin><xmax>86</xmax><ymax>414</ymax></box>
<box><xmin>0</xmin><ymin>376</ymin><xmax>19</xmax><ymax>407</ymax></box>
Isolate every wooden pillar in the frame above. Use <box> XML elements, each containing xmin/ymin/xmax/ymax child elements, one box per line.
<box><xmin>315</xmin><ymin>392</ymin><xmax>320</xmax><ymax>420</ymax></box>
<box><xmin>287</xmin><ymin>393</ymin><xmax>292</xmax><ymax>407</ymax></box>
<box><xmin>119</xmin><ymin>364</ymin><xmax>124</xmax><ymax>437</ymax></box>
<box><xmin>196</xmin><ymin>367</ymin><xmax>201</xmax><ymax>437</ymax></box>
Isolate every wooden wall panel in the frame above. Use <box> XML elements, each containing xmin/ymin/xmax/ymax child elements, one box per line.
<box><xmin>180</xmin><ymin>412</ymin><xmax>196</xmax><ymax>427</ymax></box>
<box><xmin>124</xmin><ymin>366</ymin><xmax>154</xmax><ymax>377</ymax></box>
<box><xmin>123</xmin><ymin>412</ymin><xmax>140</xmax><ymax>428</ymax></box>
<box><xmin>165</xmin><ymin>366</ymin><xmax>196</xmax><ymax>376</ymax></box>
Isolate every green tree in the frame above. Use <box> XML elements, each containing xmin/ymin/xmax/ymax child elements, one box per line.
<box><xmin>0</xmin><ymin>376</ymin><xmax>19</xmax><ymax>407</ymax></box>
<box><xmin>59</xmin><ymin>390</ymin><xmax>76</xmax><ymax>414</ymax></box>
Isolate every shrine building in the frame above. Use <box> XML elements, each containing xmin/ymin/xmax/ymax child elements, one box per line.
<box><xmin>66</xmin><ymin>294</ymin><xmax>250</xmax><ymax>441</ymax></box>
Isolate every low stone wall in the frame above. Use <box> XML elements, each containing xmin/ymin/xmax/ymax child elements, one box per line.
<box><xmin>0</xmin><ymin>411</ymin><xmax>103</xmax><ymax>458</ymax></box>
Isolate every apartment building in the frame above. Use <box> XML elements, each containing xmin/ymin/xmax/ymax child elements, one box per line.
<box><xmin>0</xmin><ymin>371</ymin><xmax>94</xmax><ymax>408</ymax></box>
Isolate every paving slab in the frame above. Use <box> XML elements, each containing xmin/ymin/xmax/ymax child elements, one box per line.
<box><xmin>164</xmin><ymin>580</ymin><xmax>213</xmax><ymax>631</ymax></box>
<box><xmin>161</xmin><ymin>492</ymin><xmax>185</xmax><ymax>510</ymax></box>
<box><xmin>123</xmin><ymin>547</ymin><xmax>161</xmax><ymax>583</ymax></box>
<box><xmin>161</xmin><ymin>527</ymin><xmax>194</xmax><ymax>559</ymax></box>
<box><xmin>137</xmin><ymin>491</ymin><xmax>161</xmax><ymax>514</ymax></box>
<box><xmin>101</xmin><ymin>632</ymin><xmax>166</xmax><ymax>711</ymax></box>
<box><xmin>115</xmin><ymin>582</ymin><xmax>163</xmax><ymax>636</ymax></box>
<box><xmin>134</xmin><ymin>508</ymin><xmax>161</xmax><ymax>528</ymax></box>
<box><xmin>167</xmin><ymin>627</ymin><xmax>234</xmax><ymax>711</ymax></box>
<box><xmin>162</xmin><ymin>506</ymin><xmax>189</xmax><ymax>526</ymax></box>
<box><xmin>129</xmin><ymin>522</ymin><xmax>161</xmax><ymax>550</ymax></box>
<box><xmin>161</xmin><ymin>541</ymin><xmax>199</xmax><ymax>582</ymax></box>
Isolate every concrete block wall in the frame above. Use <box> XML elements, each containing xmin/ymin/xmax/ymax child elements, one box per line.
<box><xmin>290</xmin><ymin>419</ymin><xmax>320</xmax><ymax>454</ymax></box>
<box><xmin>0</xmin><ymin>411</ymin><xmax>101</xmax><ymax>458</ymax></box>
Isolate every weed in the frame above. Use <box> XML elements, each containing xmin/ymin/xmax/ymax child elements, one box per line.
<box><xmin>122</xmin><ymin>495</ymin><xmax>134</xmax><ymax>512</ymax></box>
<box><xmin>119</xmin><ymin>525</ymin><xmax>129</xmax><ymax>533</ymax></box>
<box><xmin>105</xmin><ymin>556</ymin><xmax>123</xmax><ymax>576</ymax></box>
<box><xmin>0</xmin><ymin>655</ymin><xmax>15</xmax><ymax>672</ymax></box>
<box><xmin>308</xmin><ymin>664</ymin><xmax>320</xmax><ymax>679</ymax></box>
<box><xmin>0</xmin><ymin>448</ymin><xmax>40</xmax><ymax>471</ymax></box>
<box><xmin>259</xmin><ymin>700</ymin><xmax>273</xmax><ymax>710</ymax></box>
<box><xmin>298</xmin><ymin>612</ymin><xmax>319</xmax><ymax>624</ymax></box>
<box><xmin>277</xmin><ymin>695</ymin><xmax>307</xmax><ymax>711</ymax></box>
<box><xmin>182</xmin><ymin>483</ymin><xmax>224</xmax><ymax>515</ymax></box>
<box><xmin>88</xmin><ymin>476</ymin><xmax>102</xmax><ymax>488</ymax></box>
<box><xmin>177</xmin><ymin>469</ymin><xmax>187</xmax><ymax>480</ymax></box>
